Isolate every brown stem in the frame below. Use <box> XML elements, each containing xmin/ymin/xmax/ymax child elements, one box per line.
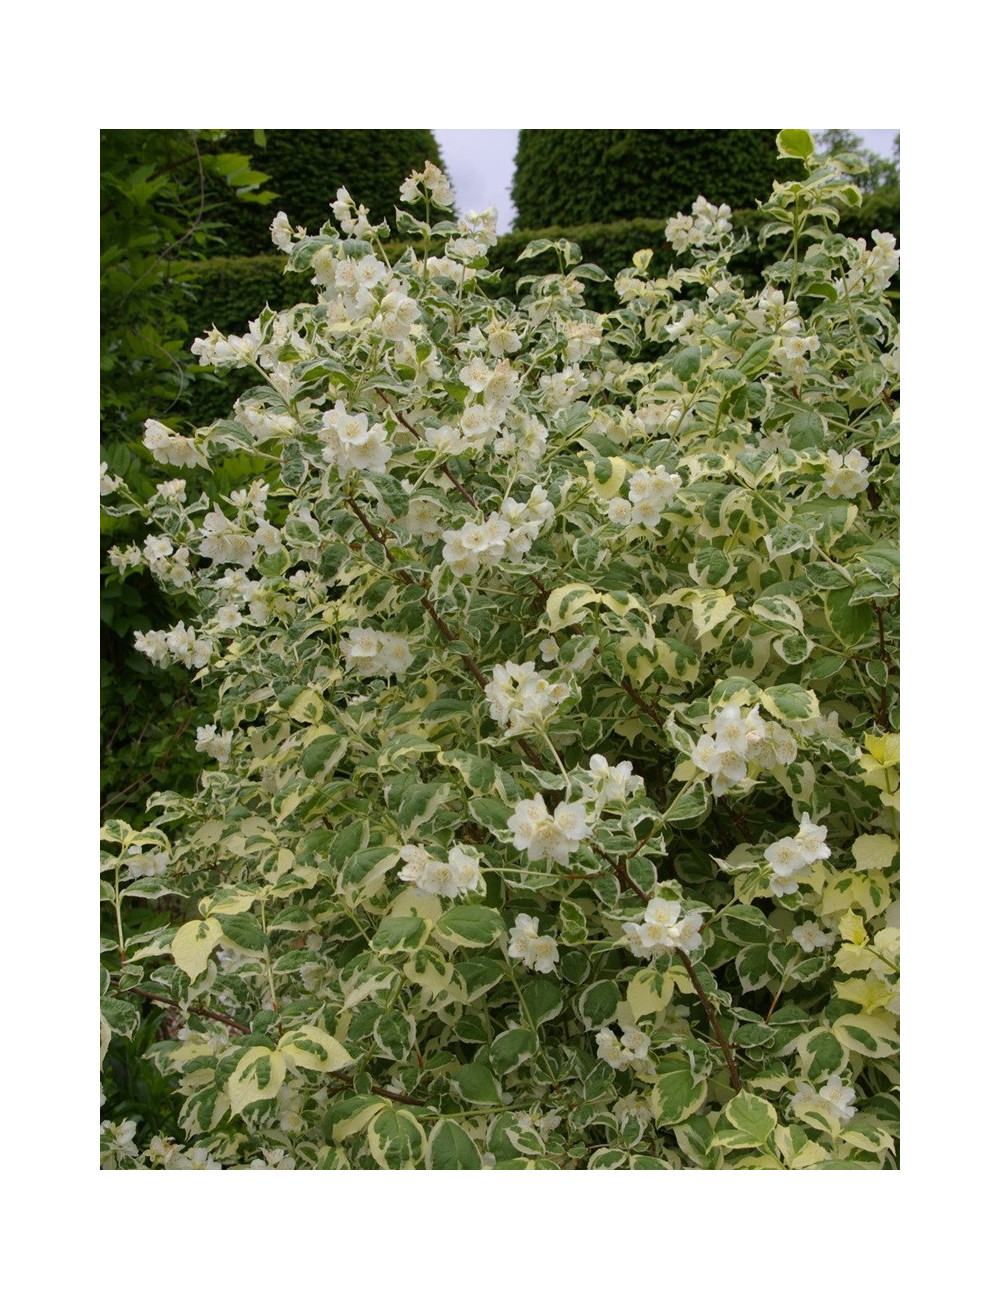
<box><xmin>873</xmin><ymin>604</ymin><xmax>891</xmax><ymax>729</ymax></box>
<box><xmin>674</xmin><ymin>951</ymin><xmax>742</xmax><ymax>1094</ymax></box>
<box><xmin>108</xmin><ymin>984</ymin><xmax>423</xmax><ymax>1105</ymax></box>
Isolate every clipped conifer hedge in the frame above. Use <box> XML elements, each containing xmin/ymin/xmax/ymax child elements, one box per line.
<box><xmin>510</xmin><ymin>130</ymin><xmax>800</xmax><ymax>230</ymax></box>
<box><xmin>208</xmin><ymin>129</ymin><xmax>447</xmax><ymax>256</ymax></box>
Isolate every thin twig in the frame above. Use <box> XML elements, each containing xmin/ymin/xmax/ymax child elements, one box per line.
<box><xmin>107</xmin><ymin>984</ymin><xmax>424</xmax><ymax>1106</ymax></box>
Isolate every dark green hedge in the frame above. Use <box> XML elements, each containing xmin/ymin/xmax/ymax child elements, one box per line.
<box><xmin>510</xmin><ymin>130</ymin><xmax>800</xmax><ymax>231</ymax></box>
<box><xmin>207</xmin><ymin>130</ymin><xmax>447</xmax><ymax>256</ymax></box>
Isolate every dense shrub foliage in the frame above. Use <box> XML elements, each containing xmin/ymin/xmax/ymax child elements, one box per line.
<box><xmin>101</xmin><ymin>137</ymin><xmax>899</xmax><ymax>1170</ymax></box>
<box><xmin>175</xmin><ymin>191</ymin><xmax>899</xmax><ymax>376</ymax></box>
<box><xmin>209</xmin><ymin>130</ymin><xmax>448</xmax><ymax>257</ymax></box>
<box><xmin>511</xmin><ymin>130</ymin><xmax>799</xmax><ymax>230</ymax></box>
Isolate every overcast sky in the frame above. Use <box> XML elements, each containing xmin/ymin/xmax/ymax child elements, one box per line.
<box><xmin>432</xmin><ymin>129</ymin><xmax>900</xmax><ymax>235</ymax></box>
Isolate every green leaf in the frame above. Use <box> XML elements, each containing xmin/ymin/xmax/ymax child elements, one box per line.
<box><xmin>324</xmin><ymin>1094</ymin><xmax>387</xmax><ymax>1142</ymax></box>
<box><xmin>735</xmin><ymin>943</ymin><xmax>773</xmax><ymax>992</ymax></box>
<box><xmin>825</xmin><ymin>588</ymin><xmax>874</xmax><ymax>645</ymax></box>
<box><xmin>797</xmin><ymin>1028</ymin><xmax>849</xmax><ymax>1081</ymax></box>
<box><xmin>301</xmin><ymin>731</ymin><xmax>346</xmax><ymax>779</ymax></box>
<box><xmin>786</xmin><ymin>410</ymin><xmax>826</xmax><ymax>449</ymax></box>
<box><xmin>760</xmin><ymin>683</ymin><xmax>819</xmax><ymax>723</ymax></box>
<box><xmin>520</xmin><ymin>976</ymin><xmax>563</xmax><ymax>1027</ymax></box>
<box><xmin>100</xmin><ymin>996</ymin><xmax>140</xmax><ymax>1039</ymax></box>
<box><xmin>651</xmin><ymin>1056</ymin><xmax>708</xmax><ymax>1126</ymax></box>
<box><xmin>712</xmin><ymin>1093</ymin><xmax>778</xmax><ymax>1149</ymax></box>
<box><xmin>777</xmin><ymin>129</ymin><xmax>815</xmax><ymax>160</ymax></box>
<box><xmin>171</xmin><ymin>916</ymin><xmax>222</xmax><ymax>981</ymax></box>
<box><xmin>216</xmin><ymin>911</ymin><xmax>266</xmax><ymax>953</ymax></box>
<box><xmin>671</xmin><ymin>346</ymin><xmax>702</xmax><ymax>381</ymax></box>
<box><xmin>452</xmin><ymin>1062</ymin><xmax>503</xmax><ymax>1105</ymax></box>
<box><xmin>367</xmin><ymin>1108</ymin><xmax>426</xmax><ymax>1169</ymax></box>
<box><xmin>228</xmin><ymin>1046</ymin><xmax>287</xmax><ymax>1115</ymax></box>
<box><xmin>467</xmin><ymin>797</ymin><xmax>512</xmax><ymax>833</ymax></box>
<box><xmin>484</xmin><ymin>1027</ymin><xmax>537</xmax><ymax>1075</ymax></box>
<box><xmin>578</xmin><ymin>979</ymin><xmax>620</xmax><ymax>1030</ymax></box>
<box><xmin>719</xmin><ymin>904</ymin><xmax>772</xmax><ymax>945</ymax></box>
<box><xmin>437</xmin><ymin>749</ymin><xmax>496</xmax><ymax>793</ymax></box>
<box><xmin>277</xmin><ymin>1025</ymin><xmax>353</xmax><ymax>1072</ymax></box>
<box><xmin>370</xmin><ymin>914</ymin><xmax>430</xmax><ymax>953</ymax></box>
<box><xmin>373</xmin><ymin>1011</ymin><xmax>416</xmax><ymax>1061</ymax></box>
<box><xmin>426</xmin><ymin>1118</ymin><xmax>483</xmax><ymax>1169</ymax></box>
<box><xmin>664</xmin><ymin>780</ymin><xmax>711</xmax><ymax>827</ymax></box>
<box><xmin>436</xmin><ymin>905</ymin><xmax>506</xmax><ymax>949</ymax></box>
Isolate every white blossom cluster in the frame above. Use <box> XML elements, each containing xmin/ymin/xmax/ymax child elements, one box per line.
<box><xmin>319</xmin><ymin>401</ymin><xmax>392</xmax><ymax>476</ymax></box>
<box><xmin>595</xmin><ymin>1023</ymin><xmax>652</xmax><ymax>1071</ymax></box>
<box><xmin>692</xmin><ymin>702</ymin><xmax>798</xmax><ymax>794</ymax></box>
<box><xmin>123</xmin><ymin>844</ymin><xmax>170</xmax><ymax>879</ymax></box>
<box><xmin>485</xmin><ymin>660</ymin><xmax>570</xmax><ymax>736</ymax></box>
<box><xmin>454</xmin><ymin>356</ymin><xmax>521</xmax><ymax>451</ymax></box>
<box><xmin>775</xmin><ymin>332</ymin><xmax>821</xmax><ymax>378</ymax></box>
<box><xmin>583</xmin><ymin>754</ymin><xmax>644</xmax><ymax>808</ymax></box>
<box><xmin>143</xmin><ymin>418</ymin><xmax>205</xmax><ymax>469</ymax></box>
<box><xmin>446</xmin><ymin>208</ymin><xmax>500</xmax><ymax>269</ymax></box>
<box><xmin>606</xmin><ymin>464</ymin><xmax>682</xmax><ymax>530</ymax></box>
<box><xmin>622</xmin><ymin>895</ymin><xmax>704</xmax><ymax>959</ymax></box>
<box><xmin>822</xmin><ymin>448</ymin><xmax>870</xmax><ymax>499</ymax></box>
<box><xmin>331</xmin><ymin>186</ymin><xmax>375</xmax><ymax>239</ymax></box>
<box><xmin>441</xmin><ymin>487</ymin><xmax>554</xmax><ymax>576</ymax></box>
<box><xmin>399</xmin><ymin>160</ymin><xmax>454</xmax><ymax>209</ymax></box>
<box><xmin>146</xmin><ymin>1134</ymin><xmax>223</xmax><ymax>1169</ymax></box>
<box><xmin>763</xmin><ymin>812</ymin><xmax>831</xmax><ymax>897</ymax></box>
<box><xmin>341</xmin><ymin>626</ymin><xmax>413</xmax><ymax>679</ymax></box>
<box><xmin>842</xmin><ymin>231</ymin><xmax>899</xmax><ymax>296</ymax></box>
<box><xmin>142</xmin><ymin>534</ymin><xmax>193</xmax><ymax>587</ymax></box>
<box><xmin>507</xmin><ymin>794</ymin><xmax>593</xmax><ymax>866</ymax></box>
<box><xmin>195</xmin><ymin>724</ymin><xmax>234</xmax><ymax>764</ymax></box>
<box><xmin>507</xmin><ymin>913</ymin><xmax>559</xmax><ymax>973</ymax></box>
<box><xmin>537</xmin><ymin>363</ymin><xmax>590</xmax><ymax>412</ymax></box>
<box><xmin>135</xmin><ymin>621</ymin><xmax>212</xmax><ymax>670</ymax></box>
<box><xmin>745</xmin><ymin>285</ymin><xmax>803</xmax><ymax>336</ymax></box>
<box><xmin>398</xmin><ymin>843</ymin><xmax>484</xmax><ymax>899</ymax></box>
<box><xmin>311</xmin><ymin>248</ymin><xmax>391</xmax><ymax>322</ymax></box>
<box><xmin>665</xmin><ymin>195</ymin><xmax>733</xmax><ymax>253</ymax></box>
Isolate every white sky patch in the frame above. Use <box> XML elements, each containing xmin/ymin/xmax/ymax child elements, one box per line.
<box><xmin>433</xmin><ymin>129</ymin><xmax>898</xmax><ymax>235</ymax></box>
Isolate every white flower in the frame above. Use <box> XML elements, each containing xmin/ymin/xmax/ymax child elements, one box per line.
<box><xmin>791</xmin><ymin>921</ymin><xmax>836</xmax><ymax>953</ymax></box>
<box><xmin>507</xmin><ymin>913</ymin><xmax>560</xmax><ymax>973</ymax></box>
<box><xmin>143</xmin><ymin>419</ymin><xmax>203</xmax><ymax>468</ymax></box>
<box><xmin>822</xmin><ymin>449</ymin><xmax>870</xmax><ymax>499</ymax></box>
<box><xmin>195</xmin><ymin>724</ymin><xmax>233</xmax><ymax>764</ymax></box>
<box><xmin>793</xmin><ymin>1075</ymin><xmax>857</xmax><ymax>1126</ymax></box>
<box><xmin>398</xmin><ymin>843</ymin><xmax>484</xmax><ymax>898</ymax></box>
<box><xmin>270</xmin><ymin>211</ymin><xmax>295</xmax><ymax>252</ymax></box>
<box><xmin>108</xmin><ymin>544</ymin><xmax>142</xmax><ymax>573</ymax></box>
<box><xmin>764</xmin><ymin>837</ymin><xmax>808</xmax><ymax>879</ymax></box>
<box><xmin>100</xmin><ymin>462</ymin><xmax>122</xmax><ymax>495</ymax></box>
<box><xmin>100</xmin><ymin>1119</ymin><xmax>139</xmax><ymax>1168</ymax></box>
<box><xmin>586</xmin><ymin>754</ymin><xmax>643</xmax><ymax>806</ymax></box>
<box><xmin>507</xmin><ymin>795</ymin><xmax>592</xmax><ymax>866</ymax></box>
<box><xmin>341</xmin><ymin>627</ymin><xmax>412</xmax><ymax>679</ymax></box>
<box><xmin>624</xmin><ymin>895</ymin><xmax>703</xmax><ymax>958</ymax></box>
<box><xmin>485</xmin><ymin>661</ymin><xmax>569</xmax><ymax>736</ymax></box>
<box><xmin>796</xmin><ymin>812</ymin><xmax>831</xmax><ymax>863</ymax></box>
<box><xmin>607</xmin><ymin>497</ymin><xmax>633</xmax><ymax>526</ymax></box>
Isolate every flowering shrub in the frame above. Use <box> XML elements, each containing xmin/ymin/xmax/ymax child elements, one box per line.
<box><xmin>100</xmin><ymin>131</ymin><xmax>899</xmax><ymax>1170</ymax></box>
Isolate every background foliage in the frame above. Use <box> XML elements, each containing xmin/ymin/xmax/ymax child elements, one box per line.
<box><xmin>100</xmin><ymin>129</ymin><xmax>274</xmax><ymax>821</ymax></box>
<box><xmin>206</xmin><ymin>130</ymin><xmax>449</xmax><ymax>256</ymax></box>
